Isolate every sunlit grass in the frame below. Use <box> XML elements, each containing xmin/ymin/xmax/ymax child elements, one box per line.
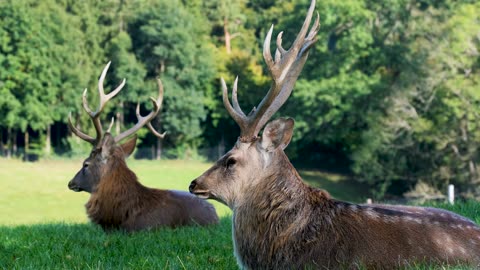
<box><xmin>0</xmin><ymin>218</ymin><xmax>236</xmax><ymax>269</ymax></box>
<box><xmin>0</xmin><ymin>158</ymin><xmax>367</xmax><ymax>226</ymax></box>
<box><xmin>0</xmin><ymin>158</ymin><xmax>231</xmax><ymax>225</ymax></box>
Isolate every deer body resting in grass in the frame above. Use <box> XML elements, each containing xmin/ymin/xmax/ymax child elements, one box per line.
<box><xmin>68</xmin><ymin>62</ymin><xmax>218</xmax><ymax>231</ymax></box>
<box><xmin>189</xmin><ymin>1</ymin><xmax>480</xmax><ymax>268</ymax></box>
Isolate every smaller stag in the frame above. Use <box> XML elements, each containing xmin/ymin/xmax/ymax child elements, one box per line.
<box><xmin>190</xmin><ymin>0</ymin><xmax>480</xmax><ymax>269</ymax></box>
<box><xmin>68</xmin><ymin>62</ymin><xmax>218</xmax><ymax>231</ymax></box>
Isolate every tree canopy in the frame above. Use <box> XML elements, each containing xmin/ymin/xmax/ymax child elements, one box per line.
<box><xmin>1</xmin><ymin>0</ymin><xmax>479</xmax><ymax>199</ymax></box>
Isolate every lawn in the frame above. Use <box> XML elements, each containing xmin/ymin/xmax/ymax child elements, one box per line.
<box><xmin>0</xmin><ymin>158</ymin><xmax>478</xmax><ymax>269</ymax></box>
<box><xmin>0</xmin><ymin>158</ymin><xmax>368</xmax><ymax>226</ymax></box>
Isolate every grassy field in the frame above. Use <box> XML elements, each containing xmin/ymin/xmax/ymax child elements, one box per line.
<box><xmin>0</xmin><ymin>158</ymin><xmax>479</xmax><ymax>269</ymax></box>
<box><xmin>0</xmin><ymin>158</ymin><xmax>369</xmax><ymax>226</ymax></box>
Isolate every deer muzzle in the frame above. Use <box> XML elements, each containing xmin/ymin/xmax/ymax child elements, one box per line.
<box><xmin>189</xmin><ymin>179</ymin><xmax>211</xmax><ymax>199</ymax></box>
<box><xmin>68</xmin><ymin>180</ymin><xmax>82</xmax><ymax>192</ymax></box>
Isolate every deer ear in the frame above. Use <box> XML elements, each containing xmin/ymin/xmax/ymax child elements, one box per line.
<box><xmin>120</xmin><ymin>135</ymin><xmax>137</xmax><ymax>158</ymax></box>
<box><xmin>260</xmin><ymin>118</ymin><xmax>294</xmax><ymax>151</ymax></box>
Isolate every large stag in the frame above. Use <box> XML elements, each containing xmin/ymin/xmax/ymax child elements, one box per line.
<box><xmin>68</xmin><ymin>62</ymin><xmax>218</xmax><ymax>231</ymax></box>
<box><xmin>189</xmin><ymin>0</ymin><xmax>480</xmax><ymax>268</ymax></box>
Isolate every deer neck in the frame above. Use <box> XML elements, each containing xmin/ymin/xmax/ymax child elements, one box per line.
<box><xmin>231</xmin><ymin>152</ymin><xmax>334</xmax><ymax>267</ymax></box>
<box><xmin>86</xmin><ymin>156</ymin><xmax>144</xmax><ymax>227</ymax></box>
<box><xmin>98</xmin><ymin>157</ymin><xmax>143</xmax><ymax>195</ymax></box>
<box><xmin>235</xmin><ymin>151</ymin><xmax>313</xmax><ymax>212</ymax></box>
<box><xmin>232</xmin><ymin>152</ymin><xmax>340</xmax><ymax>269</ymax></box>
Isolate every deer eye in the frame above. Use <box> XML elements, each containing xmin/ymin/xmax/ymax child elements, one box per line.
<box><xmin>226</xmin><ymin>158</ymin><xmax>236</xmax><ymax>169</ymax></box>
<box><xmin>83</xmin><ymin>162</ymin><xmax>90</xmax><ymax>169</ymax></box>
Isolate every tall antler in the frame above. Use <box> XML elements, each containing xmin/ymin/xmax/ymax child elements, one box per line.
<box><xmin>68</xmin><ymin>62</ymin><xmax>165</xmax><ymax>146</ymax></box>
<box><xmin>222</xmin><ymin>0</ymin><xmax>319</xmax><ymax>142</ymax></box>
<box><xmin>114</xmin><ymin>79</ymin><xmax>165</xmax><ymax>143</ymax></box>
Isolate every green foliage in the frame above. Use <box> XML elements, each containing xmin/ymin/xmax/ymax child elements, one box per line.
<box><xmin>1</xmin><ymin>0</ymin><xmax>480</xmax><ymax>199</ymax></box>
<box><xmin>129</xmin><ymin>0</ymin><xmax>216</xmax><ymax>148</ymax></box>
<box><xmin>347</xmin><ymin>1</ymin><xmax>480</xmax><ymax>197</ymax></box>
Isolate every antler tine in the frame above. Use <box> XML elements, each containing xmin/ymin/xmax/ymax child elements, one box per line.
<box><xmin>98</xmin><ymin>61</ymin><xmax>126</xmax><ymax>101</ymax></box>
<box><xmin>81</xmin><ymin>61</ymin><xmax>127</xmax><ymax>144</ymax></box>
<box><xmin>221</xmin><ymin>77</ymin><xmax>248</xmax><ymax>131</ymax></box>
<box><xmin>106</xmin><ymin>117</ymin><xmax>115</xmax><ymax>133</ymax></box>
<box><xmin>67</xmin><ymin>112</ymin><xmax>96</xmax><ymax>144</ymax></box>
<box><xmin>231</xmin><ymin>77</ymin><xmax>245</xmax><ymax>117</ymax></box>
<box><xmin>262</xmin><ymin>24</ymin><xmax>275</xmax><ymax>79</ymax></box>
<box><xmin>276</xmin><ymin>31</ymin><xmax>286</xmax><ymax>55</ymax></box>
<box><xmin>300</xmin><ymin>12</ymin><xmax>320</xmax><ymax>56</ymax></box>
<box><xmin>82</xmin><ymin>88</ymin><xmax>103</xmax><ymax>143</ymax></box>
<box><xmin>114</xmin><ymin>79</ymin><xmax>165</xmax><ymax>143</ymax></box>
<box><xmin>290</xmin><ymin>0</ymin><xmax>316</xmax><ymax>54</ymax></box>
<box><xmin>147</xmin><ymin>122</ymin><xmax>167</xmax><ymax>139</ymax></box>
<box><xmin>230</xmin><ymin>0</ymin><xmax>318</xmax><ymax>141</ymax></box>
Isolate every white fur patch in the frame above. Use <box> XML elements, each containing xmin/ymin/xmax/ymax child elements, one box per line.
<box><xmin>261</xmin><ymin>151</ymin><xmax>270</xmax><ymax>169</ymax></box>
<box><xmin>364</xmin><ymin>209</ymin><xmax>380</xmax><ymax>219</ymax></box>
<box><xmin>403</xmin><ymin>216</ymin><xmax>422</xmax><ymax>224</ymax></box>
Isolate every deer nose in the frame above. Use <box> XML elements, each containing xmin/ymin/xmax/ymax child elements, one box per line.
<box><xmin>68</xmin><ymin>180</ymin><xmax>76</xmax><ymax>190</ymax></box>
<box><xmin>189</xmin><ymin>180</ymin><xmax>197</xmax><ymax>193</ymax></box>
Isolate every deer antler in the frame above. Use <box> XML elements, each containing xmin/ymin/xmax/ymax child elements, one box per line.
<box><xmin>222</xmin><ymin>0</ymin><xmax>319</xmax><ymax>142</ymax></box>
<box><xmin>68</xmin><ymin>61</ymin><xmax>125</xmax><ymax>144</ymax></box>
<box><xmin>68</xmin><ymin>62</ymin><xmax>165</xmax><ymax>146</ymax></box>
<box><xmin>114</xmin><ymin>79</ymin><xmax>165</xmax><ymax>143</ymax></box>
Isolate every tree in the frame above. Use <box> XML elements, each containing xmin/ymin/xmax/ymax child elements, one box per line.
<box><xmin>346</xmin><ymin>1</ymin><xmax>480</xmax><ymax>198</ymax></box>
<box><xmin>129</xmin><ymin>0</ymin><xmax>216</xmax><ymax>158</ymax></box>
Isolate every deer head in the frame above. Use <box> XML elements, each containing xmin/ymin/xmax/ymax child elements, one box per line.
<box><xmin>68</xmin><ymin>62</ymin><xmax>165</xmax><ymax>193</ymax></box>
<box><xmin>189</xmin><ymin>0</ymin><xmax>319</xmax><ymax>208</ymax></box>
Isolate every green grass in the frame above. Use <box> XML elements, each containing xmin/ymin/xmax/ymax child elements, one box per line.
<box><xmin>0</xmin><ymin>158</ymin><xmax>367</xmax><ymax>225</ymax></box>
<box><xmin>0</xmin><ymin>219</ymin><xmax>236</xmax><ymax>269</ymax></box>
<box><xmin>0</xmin><ymin>158</ymin><xmax>478</xmax><ymax>269</ymax></box>
<box><xmin>0</xmin><ymin>158</ymin><xmax>231</xmax><ymax>225</ymax></box>
<box><xmin>301</xmin><ymin>170</ymin><xmax>371</xmax><ymax>202</ymax></box>
<box><xmin>0</xmin><ymin>158</ymin><xmax>237</xmax><ymax>269</ymax></box>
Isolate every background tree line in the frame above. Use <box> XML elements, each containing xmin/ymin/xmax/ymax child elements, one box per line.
<box><xmin>1</xmin><ymin>0</ymin><xmax>479</xmax><ymax>199</ymax></box>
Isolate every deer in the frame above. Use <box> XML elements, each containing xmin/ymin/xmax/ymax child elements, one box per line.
<box><xmin>189</xmin><ymin>0</ymin><xmax>480</xmax><ymax>269</ymax></box>
<box><xmin>67</xmin><ymin>62</ymin><xmax>218</xmax><ymax>232</ymax></box>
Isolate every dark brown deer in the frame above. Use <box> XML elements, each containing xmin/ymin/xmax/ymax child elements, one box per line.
<box><xmin>189</xmin><ymin>1</ymin><xmax>480</xmax><ymax>268</ymax></box>
<box><xmin>68</xmin><ymin>62</ymin><xmax>218</xmax><ymax>232</ymax></box>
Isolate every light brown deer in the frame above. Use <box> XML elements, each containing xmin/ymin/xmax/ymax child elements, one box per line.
<box><xmin>68</xmin><ymin>62</ymin><xmax>218</xmax><ymax>232</ymax></box>
<box><xmin>189</xmin><ymin>1</ymin><xmax>480</xmax><ymax>268</ymax></box>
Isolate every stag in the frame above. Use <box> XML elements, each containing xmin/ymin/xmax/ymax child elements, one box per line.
<box><xmin>68</xmin><ymin>62</ymin><xmax>218</xmax><ymax>232</ymax></box>
<box><xmin>189</xmin><ymin>1</ymin><xmax>480</xmax><ymax>268</ymax></box>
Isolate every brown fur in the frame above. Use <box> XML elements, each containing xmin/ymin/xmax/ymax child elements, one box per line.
<box><xmin>66</xmin><ymin>63</ymin><xmax>217</xmax><ymax>231</ymax></box>
<box><xmin>70</xmin><ymin>136</ymin><xmax>218</xmax><ymax>232</ymax></box>
<box><xmin>191</xmin><ymin>119</ymin><xmax>480</xmax><ymax>269</ymax></box>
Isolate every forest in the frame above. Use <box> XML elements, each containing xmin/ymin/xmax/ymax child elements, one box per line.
<box><xmin>0</xmin><ymin>0</ymin><xmax>479</xmax><ymax>199</ymax></box>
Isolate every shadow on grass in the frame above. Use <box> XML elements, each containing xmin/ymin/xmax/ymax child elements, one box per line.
<box><xmin>0</xmin><ymin>217</ymin><xmax>236</xmax><ymax>269</ymax></box>
<box><xmin>299</xmin><ymin>170</ymin><xmax>371</xmax><ymax>203</ymax></box>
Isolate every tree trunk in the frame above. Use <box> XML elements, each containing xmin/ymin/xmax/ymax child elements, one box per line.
<box><xmin>224</xmin><ymin>17</ymin><xmax>231</xmax><ymax>54</ymax></box>
<box><xmin>156</xmin><ymin>137</ymin><xmax>163</xmax><ymax>160</ymax></box>
<box><xmin>45</xmin><ymin>124</ymin><xmax>51</xmax><ymax>155</ymax></box>
<box><xmin>115</xmin><ymin>101</ymin><xmax>124</xmax><ymax>136</ymax></box>
<box><xmin>74</xmin><ymin>116</ymin><xmax>81</xmax><ymax>143</ymax></box>
<box><xmin>12</xmin><ymin>129</ymin><xmax>17</xmax><ymax>156</ymax></box>
<box><xmin>6</xmin><ymin>127</ymin><xmax>11</xmax><ymax>158</ymax></box>
<box><xmin>24</xmin><ymin>130</ymin><xmax>29</xmax><ymax>161</ymax></box>
<box><xmin>0</xmin><ymin>129</ymin><xmax>4</xmax><ymax>157</ymax></box>
<box><xmin>218</xmin><ymin>134</ymin><xmax>225</xmax><ymax>159</ymax></box>
<box><xmin>55</xmin><ymin>123</ymin><xmax>60</xmax><ymax>148</ymax></box>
